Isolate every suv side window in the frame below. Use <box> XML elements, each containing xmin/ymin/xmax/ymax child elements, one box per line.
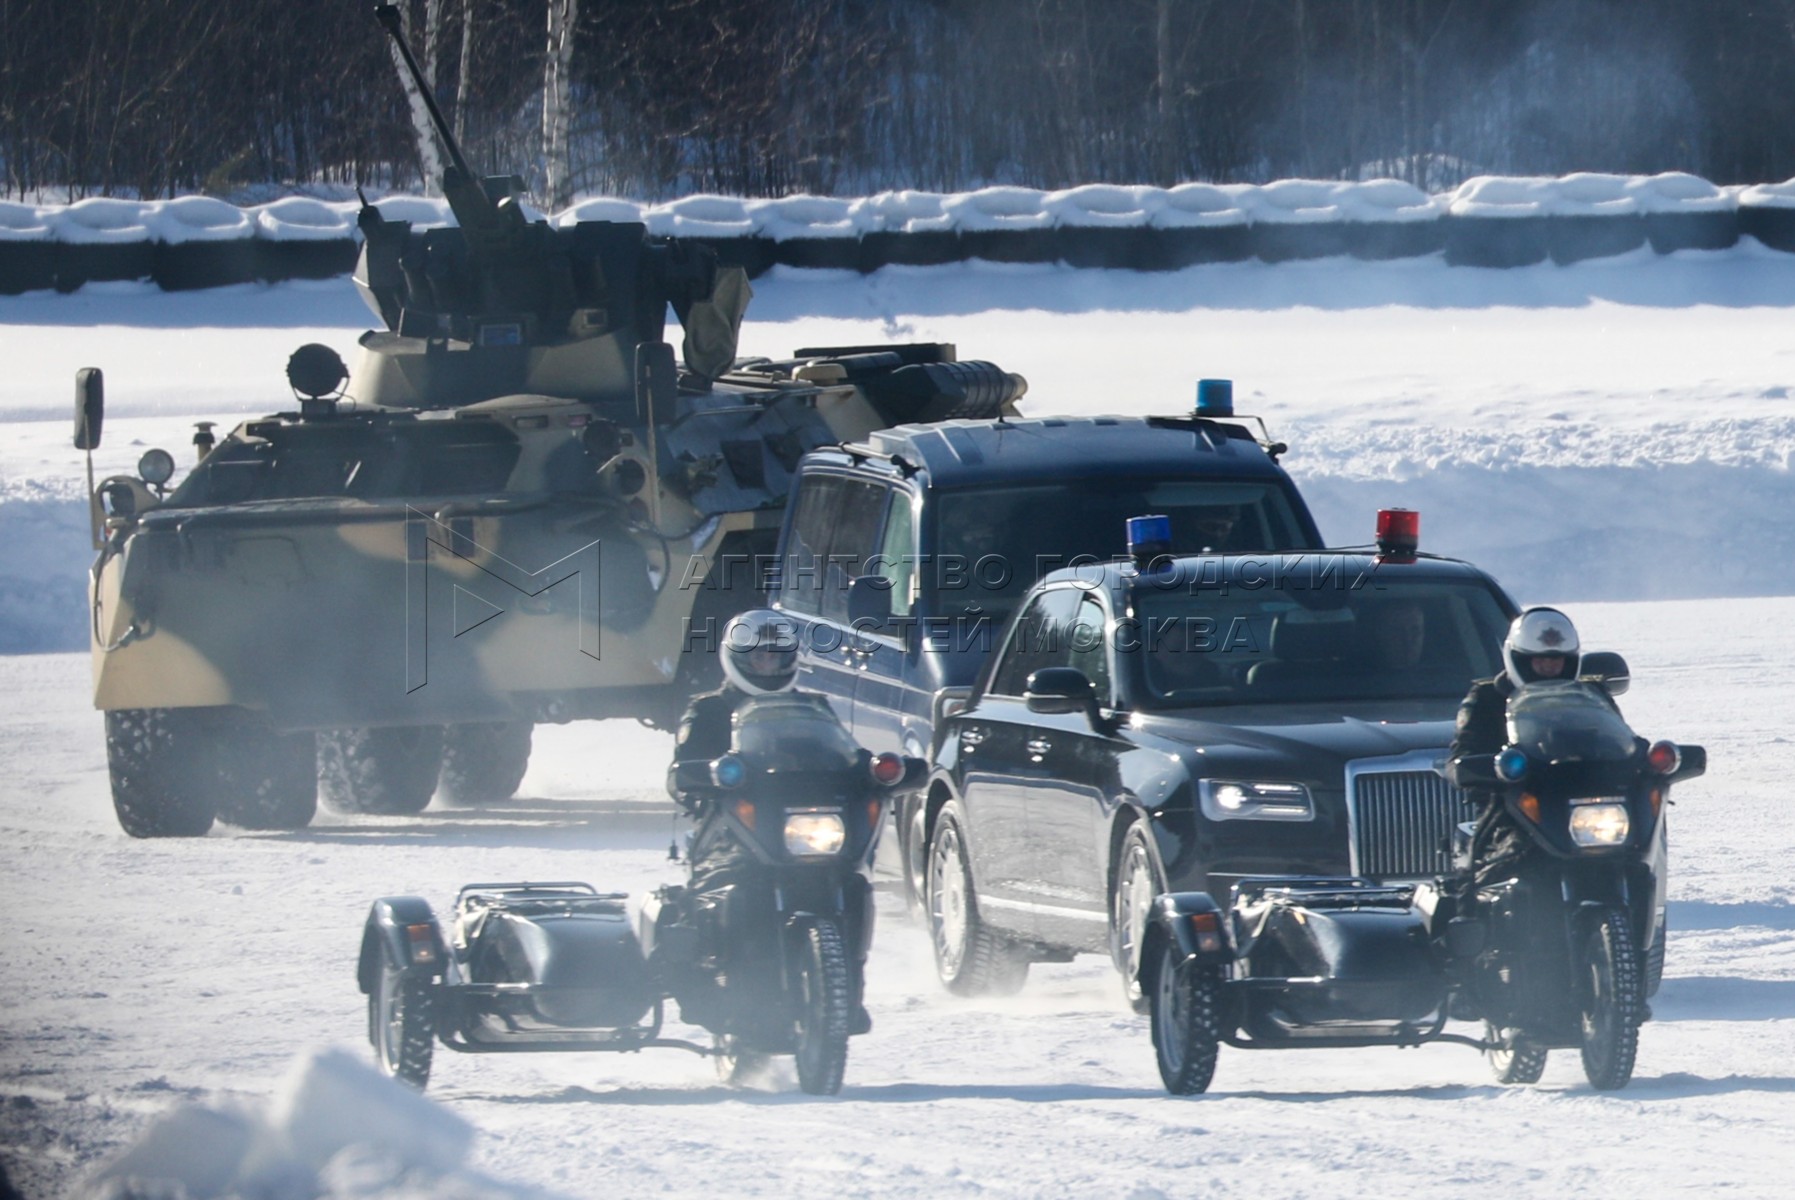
<box><xmin>1068</xmin><ymin>594</ymin><xmax>1112</xmax><ymax>703</ymax></box>
<box><xmin>990</xmin><ymin>586</ymin><xmax>1081</xmax><ymax>697</ymax></box>
<box><xmin>871</xmin><ymin>489</ymin><xmax>917</xmax><ymax>620</ymax></box>
<box><xmin>819</xmin><ymin>479</ymin><xmax>889</xmax><ymax>625</ymax></box>
<box><xmin>780</xmin><ymin>474</ymin><xmax>846</xmax><ymax>616</ymax></box>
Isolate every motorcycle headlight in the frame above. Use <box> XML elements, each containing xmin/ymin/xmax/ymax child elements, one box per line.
<box><xmin>1569</xmin><ymin>801</ymin><xmax>1630</xmax><ymax>847</ymax></box>
<box><xmin>1199</xmin><ymin>780</ymin><xmax>1313</xmax><ymax>822</ymax></box>
<box><xmin>783</xmin><ymin>809</ymin><xmax>846</xmax><ymax>857</ymax></box>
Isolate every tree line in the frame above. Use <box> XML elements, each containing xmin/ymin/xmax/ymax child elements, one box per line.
<box><xmin>6</xmin><ymin>0</ymin><xmax>1795</xmax><ymax>207</ymax></box>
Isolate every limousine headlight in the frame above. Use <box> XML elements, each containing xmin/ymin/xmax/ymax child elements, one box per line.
<box><xmin>1199</xmin><ymin>779</ymin><xmax>1314</xmax><ymax>822</ymax></box>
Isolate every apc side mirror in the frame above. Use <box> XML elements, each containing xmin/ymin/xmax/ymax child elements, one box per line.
<box><xmin>847</xmin><ymin>575</ymin><xmax>893</xmax><ymax>629</ymax></box>
<box><xmin>1025</xmin><ymin>666</ymin><xmax>1096</xmax><ymax>716</ymax></box>
<box><xmin>1579</xmin><ymin>651</ymin><xmax>1630</xmax><ymax>697</ymax></box>
<box><xmin>74</xmin><ymin>368</ymin><xmax>104</xmax><ymax>450</ymax></box>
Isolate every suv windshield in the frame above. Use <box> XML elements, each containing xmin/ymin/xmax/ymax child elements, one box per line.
<box><xmin>931</xmin><ymin>478</ymin><xmax>1306</xmax><ymax>626</ymax></box>
<box><xmin>1130</xmin><ymin>574</ymin><xmax>1509</xmax><ymax>708</ymax></box>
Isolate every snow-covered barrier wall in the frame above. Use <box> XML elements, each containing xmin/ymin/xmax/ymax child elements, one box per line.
<box><xmin>9</xmin><ymin>173</ymin><xmax>1795</xmax><ymax>293</ymax></box>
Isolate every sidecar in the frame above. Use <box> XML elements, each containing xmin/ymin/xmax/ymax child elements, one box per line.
<box><xmin>1138</xmin><ymin>876</ymin><xmax>1495</xmax><ymax>1094</ymax></box>
<box><xmin>356</xmin><ymin>882</ymin><xmax>705</xmax><ymax>1090</ymax></box>
<box><xmin>353</xmin><ymin>693</ymin><xmax>928</xmax><ymax>1096</ymax></box>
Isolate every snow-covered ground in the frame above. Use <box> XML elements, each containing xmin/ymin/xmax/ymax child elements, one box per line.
<box><xmin>3</xmin><ymin>248</ymin><xmax>1794</xmax><ymax>1196</ymax></box>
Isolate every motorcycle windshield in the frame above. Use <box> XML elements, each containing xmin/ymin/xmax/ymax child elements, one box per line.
<box><xmin>1507</xmin><ymin>682</ymin><xmax>1637</xmax><ymax>764</ymax></box>
<box><xmin>730</xmin><ymin>694</ymin><xmax>863</xmax><ymax>774</ymax></box>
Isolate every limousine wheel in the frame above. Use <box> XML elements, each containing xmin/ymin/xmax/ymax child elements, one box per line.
<box><xmin>1111</xmin><ymin>824</ymin><xmax>1167</xmax><ymax>1014</ymax></box>
<box><xmin>927</xmin><ymin>802</ymin><xmax>1029</xmax><ymax>997</ymax></box>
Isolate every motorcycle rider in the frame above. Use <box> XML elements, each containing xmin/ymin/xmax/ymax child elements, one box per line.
<box><xmin>1449</xmin><ymin>606</ymin><xmax>1588</xmax><ymax>773</ymax></box>
<box><xmin>665</xmin><ymin>608</ymin><xmax>875</xmax><ymax>1033</ymax></box>
<box><xmin>667</xmin><ymin>608</ymin><xmax>803</xmax><ymax>890</ymax></box>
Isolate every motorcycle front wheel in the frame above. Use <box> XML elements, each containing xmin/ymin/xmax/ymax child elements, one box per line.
<box><xmin>792</xmin><ymin>918</ymin><xmax>852</xmax><ymax>1096</ymax></box>
<box><xmin>1579</xmin><ymin>906</ymin><xmax>1643</xmax><ymax>1090</ymax></box>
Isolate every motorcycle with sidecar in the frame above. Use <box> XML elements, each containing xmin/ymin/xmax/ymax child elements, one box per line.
<box><xmin>1141</xmin><ymin>660</ymin><xmax>1706</xmax><ymax>1094</ymax></box>
<box><xmin>355</xmin><ymin>693</ymin><xmax>923</xmax><ymax>1095</ymax></box>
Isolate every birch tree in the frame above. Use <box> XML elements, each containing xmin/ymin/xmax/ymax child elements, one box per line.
<box><xmin>542</xmin><ymin>0</ymin><xmax>579</xmax><ymax>209</ymax></box>
<box><xmin>386</xmin><ymin>0</ymin><xmax>445</xmax><ymax>192</ymax></box>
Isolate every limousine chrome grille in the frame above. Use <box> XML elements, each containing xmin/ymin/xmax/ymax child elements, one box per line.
<box><xmin>1345</xmin><ymin>751</ymin><xmax>1475</xmax><ymax>880</ymax></box>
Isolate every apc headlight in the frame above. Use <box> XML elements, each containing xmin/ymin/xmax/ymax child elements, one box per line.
<box><xmin>1569</xmin><ymin>801</ymin><xmax>1630</xmax><ymax>847</ymax></box>
<box><xmin>783</xmin><ymin>809</ymin><xmax>846</xmax><ymax>857</ymax></box>
<box><xmin>1199</xmin><ymin>780</ymin><xmax>1314</xmax><ymax>822</ymax></box>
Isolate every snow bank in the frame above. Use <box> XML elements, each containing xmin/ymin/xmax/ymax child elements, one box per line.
<box><xmin>2</xmin><ymin>172</ymin><xmax>1787</xmax><ymax>295</ymax></box>
<box><xmin>0</xmin><ymin>200</ymin><xmax>53</xmax><ymax>242</ymax></box>
<box><xmin>253</xmin><ymin>198</ymin><xmax>358</xmax><ymax>242</ymax></box>
<box><xmin>73</xmin><ymin>1048</ymin><xmax>568</xmax><ymax>1200</ymax></box>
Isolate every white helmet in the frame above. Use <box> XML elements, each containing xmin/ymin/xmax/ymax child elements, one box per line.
<box><xmin>1503</xmin><ymin>606</ymin><xmax>1580</xmax><ymax>684</ymax></box>
<box><xmin>719</xmin><ymin>609</ymin><xmax>800</xmax><ymax>695</ymax></box>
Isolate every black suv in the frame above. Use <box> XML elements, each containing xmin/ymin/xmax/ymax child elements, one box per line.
<box><xmin>767</xmin><ymin>401</ymin><xmax>1323</xmax><ymax>905</ymax></box>
<box><xmin>923</xmin><ymin>539</ymin><xmax>1534</xmax><ymax>1004</ymax></box>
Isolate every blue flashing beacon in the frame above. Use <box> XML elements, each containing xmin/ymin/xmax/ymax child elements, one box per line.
<box><xmin>1127</xmin><ymin>514</ymin><xmax>1173</xmax><ymax>565</ymax></box>
<box><xmin>1196</xmin><ymin>378</ymin><xmax>1234</xmax><ymax>418</ymax></box>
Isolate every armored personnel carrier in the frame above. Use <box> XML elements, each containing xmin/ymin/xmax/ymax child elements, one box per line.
<box><xmin>78</xmin><ymin>5</ymin><xmax>1024</xmax><ymax>837</ymax></box>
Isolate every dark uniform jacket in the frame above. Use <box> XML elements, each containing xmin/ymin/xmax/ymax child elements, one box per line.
<box><xmin>1448</xmin><ymin>672</ymin><xmax>1517</xmax><ymax>781</ymax></box>
<box><xmin>666</xmin><ymin>687</ymin><xmax>746</xmax><ymax>807</ymax></box>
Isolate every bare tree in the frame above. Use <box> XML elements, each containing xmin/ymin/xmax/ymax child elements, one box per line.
<box><xmin>542</xmin><ymin>0</ymin><xmax>579</xmax><ymax>207</ymax></box>
<box><xmin>386</xmin><ymin>0</ymin><xmax>446</xmax><ymax>192</ymax></box>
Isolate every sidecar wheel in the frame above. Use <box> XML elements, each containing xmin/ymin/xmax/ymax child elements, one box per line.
<box><xmin>438</xmin><ymin>721</ymin><xmax>533</xmax><ymax>806</ymax></box>
<box><xmin>1579</xmin><ymin>907</ymin><xmax>1642</xmax><ymax>1090</ymax></box>
<box><xmin>1485</xmin><ymin>1023</ymin><xmax>1548</xmax><ymax>1085</ymax></box>
<box><xmin>792</xmin><ymin>918</ymin><xmax>852</xmax><ymax>1096</ymax></box>
<box><xmin>319</xmin><ymin>726</ymin><xmax>444</xmax><ymax>815</ymax></box>
<box><xmin>926</xmin><ymin>804</ymin><xmax>1030</xmax><ymax>997</ymax></box>
<box><xmin>372</xmin><ymin>956</ymin><xmax>435</xmax><ymax>1091</ymax></box>
<box><xmin>1149</xmin><ymin>938</ymin><xmax>1221</xmax><ymax>1095</ymax></box>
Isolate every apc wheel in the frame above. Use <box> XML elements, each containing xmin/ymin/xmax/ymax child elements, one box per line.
<box><xmin>1485</xmin><ymin>1023</ymin><xmax>1548</xmax><ymax>1084</ymax></box>
<box><xmin>1112</xmin><ymin>824</ymin><xmax>1166</xmax><ymax>1014</ymax></box>
<box><xmin>927</xmin><ymin>803</ymin><xmax>1029</xmax><ymax>997</ymax></box>
<box><xmin>214</xmin><ymin>726</ymin><xmax>317</xmax><ymax>830</ymax></box>
<box><xmin>105</xmin><ymin>708</ymin><xmax>217</xmax><ymax>838</ymax></box>
<box><xmin>318</xmin><ymin>726</ymin><xmax>444</xmax><ymax>815</ymax></box>
<box><xmin>437</xmin><ymin>722</ymin><xmax>532</xmax><ymax>806</ymax></box>
<box><xmin>792</xmin><ymin>918</ymin><xmax>852</xmax><ymax>1096</ymax></box>
<box><xmin>371</xmin><ymin>952</ymin><xmax>435</xmax><ymax>1091</ymax></box>
<box><xmin>713</xmin><ymin>1035</ymin><xmax>772</xmax><ymax>1087</ymax></box>
<box><xmin>1579</xmin><ymin>907</ymin><xmax>1643</xmax><ymax>1090</ymax></box>
<box><xmin>1150</xmin><ymin>939</ymin><xmax>1221</xmax><ymax>1095</ymax></box>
